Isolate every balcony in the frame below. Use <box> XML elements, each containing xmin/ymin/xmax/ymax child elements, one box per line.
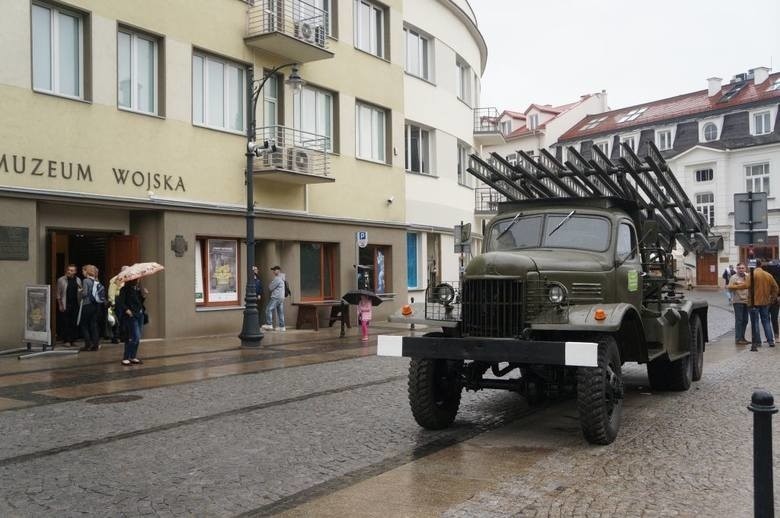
<box><xmin>475</xmin><ymin>186</ymin><xmax>507</xmax><ymax>214</ymax></box>
<box><xmin>473</xmin><ymin>107</ymin><xmax>505</xmax><ymax>145</ymax></box>
<box><xmin>253</xmin><ymin>126</ymin><xmax>334</xmax><ymax>185</ymax></box>
<box><xmin>246</xmin><ymin>0</ymin><xmax>334</xmax><ymax>63</ymax></box>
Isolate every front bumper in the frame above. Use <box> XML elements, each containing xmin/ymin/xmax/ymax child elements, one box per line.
<box><xmin>377</xmin><ymin>335</ymin><xmax>598</xmax><ymax>367</ymax></box>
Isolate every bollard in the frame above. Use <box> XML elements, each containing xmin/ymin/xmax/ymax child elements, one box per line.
<box><xmin>749</xmin><ymin>389</ymin><xmax>778</xmax><ymax>518</ymax></box>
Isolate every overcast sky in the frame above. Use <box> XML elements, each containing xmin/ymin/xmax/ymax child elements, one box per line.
<box><xmin>470</xmin><ymin>0</ymin><xmax>780</xmax><ymax>112</ymax></box>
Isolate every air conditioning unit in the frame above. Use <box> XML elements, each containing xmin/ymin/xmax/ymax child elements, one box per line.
<box><xmin>262</xmin><ymin>146</ymin><xmax>286</xmax><ymax>169</ymax></box>
<box><xmin>287</xmin><ymin>147</ymin><xmax>311</xmax><ymax>173</ymax></box>
<box><xmin>295</xmin><ymin>22</ymin><xmax>317</xmax><ymax>44</ymax></box>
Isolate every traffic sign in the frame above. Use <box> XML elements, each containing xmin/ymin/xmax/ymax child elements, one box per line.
<box><xmin>357</xmin><ymin>231</ymin><xmax>368</xmax><ymax>248</ymax></box>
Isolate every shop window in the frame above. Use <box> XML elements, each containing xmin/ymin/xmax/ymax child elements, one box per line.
<box><xmin>407</xmin><ymin>233</ymin><xmax>419</xmax><ymax>289</ymax></box>
<box><xmin>195</xmin><ymin>238</ymin><xmax>240</xmax><ymax>306</ymax></box>
<box><xmin>300</xmin><ymin>242</ymin><xmax>336</xmax><ymax>301</ymax></box>
<box><xmin>359</xmin><ymin>245</ymin><xmax>392</xmax><ymax>294</ymax></box>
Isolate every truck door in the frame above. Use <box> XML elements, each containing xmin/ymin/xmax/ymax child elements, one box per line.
<box><xmin>615</xmin><ymin>220</ymin><xmax>643</xmax><ymax>309</ymax></box>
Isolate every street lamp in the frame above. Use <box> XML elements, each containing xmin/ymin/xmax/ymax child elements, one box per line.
<box><xmin>239</xmin><ymin>63</ymin><xmax>304</xmax><ymax>347</ymax></box>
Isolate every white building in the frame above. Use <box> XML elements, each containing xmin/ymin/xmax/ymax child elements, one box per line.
<box><xmin>557</xmin><ymin>68</ymin><xmax>780</xmax><ymax>286</ymax></box>
<box><xmin>401</xmin><ymin>0</ymin><xmax>487</xmax><ymax>298</ymax></box>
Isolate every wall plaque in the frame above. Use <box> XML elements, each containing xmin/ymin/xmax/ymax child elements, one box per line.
<box><xmin>0</xmin><ymin>226</ymin><xmax>29</xmax><ymax>261</ymax></box>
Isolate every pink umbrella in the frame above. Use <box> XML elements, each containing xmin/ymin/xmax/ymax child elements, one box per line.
<box><xmin>114</xmin><ymin>262</ymin><xmax>165</xmax><ymax>283</ymax></box>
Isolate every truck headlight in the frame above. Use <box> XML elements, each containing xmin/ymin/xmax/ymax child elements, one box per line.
<box><xmin>548</xmin><ymin>285</ymin><xmax>565</xmax><ymax>304</ymax></box>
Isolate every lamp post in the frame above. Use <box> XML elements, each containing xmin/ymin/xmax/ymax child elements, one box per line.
<box><xmin>239</xmin><ymin>63</ymin><xmax>304</xmax><ymax>347</ymax></box>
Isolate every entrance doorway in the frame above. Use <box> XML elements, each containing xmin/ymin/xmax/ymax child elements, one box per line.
<box><xmin>696</xmin><ymin>252</ymin><xmax>718</xmax><ymax>286</ymax></box>
<box><xmin>47</xmin><ymin>230</ymin><xmax>140</xmax><ymax>340</ymax></box>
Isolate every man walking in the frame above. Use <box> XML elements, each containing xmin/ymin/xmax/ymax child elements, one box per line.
<box><xmin>731</xmin><ymin>259</ymin><xmax>779</xmax><ymax>351</ymax></box>
<box><xmin>56</xmin><ymin>264</ymin><xmax>82</xmax><ymax>346</ymax></box>
<box><xmin>728</xmin><ymin>263</ymin><xmax>750</xmax><ymax>345</ymax></box>
<box><xmin>261</xmin><ymin>265</ymin><xmax>286</xmax><ymax>332</ymax></box>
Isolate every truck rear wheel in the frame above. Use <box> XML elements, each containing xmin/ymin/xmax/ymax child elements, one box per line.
<box><xmin>408</xmin><ymin>358</ymin><xmax>463</xmax><ymax>430</ymax></box>
<box><xmin>647</xmin><ymin>350</ymin><xmax>693</xmax><ymax>392</ymax></box>
<box><xmin>576</xmin><ymin>337</ymin><xmax>623</xmax><ymax>445</ymax></box>
<box><xmin>689</xmin><ymin>315</ymin><xmax>704</xmax><ymax>382</ymax></box>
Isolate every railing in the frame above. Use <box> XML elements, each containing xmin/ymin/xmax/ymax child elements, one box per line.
<box><xmin>254</xmin><ymin>125</ymin><xmax>330</xmax><ymax>178</ymax></box>
<box><xmin>473</xmin><ymin>107</ymin><xmax>500</xmax><ymax>134</ymax></box>
<box><xmin>247</xmin><ymin>0</ymin><xmax>329</xmax><ymax>50</ymax></box>
<box><xmin>475</xmin><ymin>186</ymin><xmax>507</xmax><ymax>213</ymax></box>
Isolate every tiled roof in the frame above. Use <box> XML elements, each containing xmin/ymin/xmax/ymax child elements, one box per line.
<box><xmin>559</xmin><ymin>72</ymin><xmax>780</xmax><ymax>142</ymax></box>
<box><xmin>502</xmin><ymin>110</ymin><xmax>526</xmax><ymax>119</ymax></box>
<box><xmin>502</xmin><ymin>95</ymin><xmax>594</xmax><ymax>140</ymax></box>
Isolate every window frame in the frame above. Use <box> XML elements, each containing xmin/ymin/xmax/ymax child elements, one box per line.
<box><xmin>353</xmin><ymin>0</ymin><xmax>385</xmax><ymax>59</ymax></box>
<box><xmin>262</xmin><ymin>71</ymin><xmax>282</xmax><ymax>128</ymax></box>
<box><xmin>753</xmin><ymin>110</ymin><xmax>772</xmax><ymax>136</ymax></box>
<box><xmin>294</xmin><ymin>83</ymin><xmax>335</xmax><ymax>152</ymax></box>
<box><xmin>31</xmin><ymin>2</ymin><xmax>86</xmax><ymax>100</ymax></box>
<box><xmin>593</xmin><ymin>139</ymin><xmax>610</xmax><ymax>157</ymax></box>
<box><xmin>746</xmin><ymin>162</ymin><xmax>771</xmax><ymax>196</ymax></box>
<box><xmin>456</xmin><ymin>56</ymin><xmax>471</xmax><ymax>105</ymax></box>
<box><xmin>695</xmin><ymin>192</ymin><xmax>715</xmax><ymax>226</ymax></box>
<box><xmin>404</xmin><ymin>121</ymin><xmax>432</xmax><ymax>175</ymax></box>
<box><xmin>616</xmin><ymin>221</ymin><xmax>638</xmax><ymax>261</ymax></box>
<box><xmin>195</xmin><ymin>237</ymin><xmax>241</xmax><ymax>307</ymax></box>
<box><xmin>528</xmin><ymin>113</ymin><xmax>539</xmax><ymax>130</ymax></box>
<box><xmin>620</xmin><ymin>134</ymin><xmax>637</xmax><ymax>156</ymax></box>
<box><xmin>355</xmin><ymin>101</ymin><xmax>387</xmax><ymax>163</ymax></box>
<box><xmin>406</xmin><ymin>233</ymin><xmax>419</xmax><ymax>289</ymax></box>
<box><xmin>694</xmin><ymin>168</ymin><xmax>714</xmax><ymax>183</ymax></box>
<box><xmin>656</xmin><ymin>129</ymin><xmax>673</xmax><ymax>151</ymax></box>
<box><xmin>299</xmin><ymin>242</ymin><xmax>337</xmax><ymax>302</ymax></box>
<box><xmin>192</xmin><ymin>51</ymin><xmax>247</xmax><ymax>135</ymax></box>
<box><xmin>117</xmin><ymin>27</ymin><xmax>160</xmax><ymax>116</ymax></box>
<box><xmin>403</xmin><ymin>26</ymin><xmax>432</xmax><ymax>82</ymax></box>
<box><xmin>701</xmin><ymin>121</ymin><xmax>719</xmax><ymax>142</ymax></box>
<box><xmin>457</xmin><ymin>142</ymin><xmax>471</xmax><ymax>187</ymax></box>
<box><xmin>358</xmin><ymin>244</ymin><xmax>392</xmax><ymax>294</ymax></box>
<box><xmin>500</xmin><ymin>120</ymin><xmax>511</xmax><ymax>135</ymax></box>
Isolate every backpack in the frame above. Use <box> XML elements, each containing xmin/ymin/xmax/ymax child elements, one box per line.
<box><xmin>284</xmin><ymin>280</ymin><xmax>291</xmax><ymax>298</ymax></box>
<box><xmin>89</xmin><ymin>279</ymin><xmax>107</xmax><ymax>304</ymax></box>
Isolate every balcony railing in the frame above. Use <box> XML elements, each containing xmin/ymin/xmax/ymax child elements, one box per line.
<box><xmin>473</xmin><ymin>107</ymin><xmax>500</xmax><ymax>134</ymax></box>
<box><xmin>253</xmin><ymin>125</ymin><xmax>333</xmax><ymax>184</ymax></box>
<box><xmin>246</xmin><ymin>0</ymin><xmax>333</xmax><ymax>62</ymax></box>
<box><xmin>475</xmin><ymin>186</ymin><xmax>507</xmax><ymax>214</ymax></box>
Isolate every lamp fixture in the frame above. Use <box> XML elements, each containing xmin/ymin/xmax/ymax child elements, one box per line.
<box><xmin>284</xmin><ymin>65</ymin><xmax>305</xmax><ymax>93</ymax></box>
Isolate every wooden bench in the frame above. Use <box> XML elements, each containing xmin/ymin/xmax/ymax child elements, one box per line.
<box><xmin>293</xmin><ymin>300</ymin><xmax>351</xmax><ymax>331</ymax></box>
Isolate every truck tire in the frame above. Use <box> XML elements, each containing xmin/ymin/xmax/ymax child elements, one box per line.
<box><xmin>408</xmin><ymin>356</ymin><xmax>463</xmax><ymax>430</ymax></box>
<box><xmin>646</xmin><ymin>358</ymin><xmax>670</xmax><ymax>391</ymax></box>
<box><xmin>576</xmin><ymin>337</ymin><xmax>623</xmax><ymax>445</ymax></box>
<box><xmin>689</xmin><ymin>315</ymin><xmax>704</xmax><ymax>382</ymax></box>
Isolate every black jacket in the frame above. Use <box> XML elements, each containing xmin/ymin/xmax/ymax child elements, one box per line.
<box><xmin>116</xmin><ymin>284</ymin><xmax>144</xmax><ymax>317</ymax></box>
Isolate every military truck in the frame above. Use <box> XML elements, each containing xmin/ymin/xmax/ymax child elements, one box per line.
<box><xmin>378</xmin><ymin>142</ymin><xmax>721</xmax><ymax>445</ymax></box>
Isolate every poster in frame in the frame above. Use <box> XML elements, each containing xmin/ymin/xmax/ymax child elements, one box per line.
<box><xmin>207</xmin><ymin>239</ymin><xmax>239</xmax><ymax>303</ymax></box>
<box><xmin>24</xmin><ymin>285</ymin><xmax>51</xmax><ymax>345</ymax></box>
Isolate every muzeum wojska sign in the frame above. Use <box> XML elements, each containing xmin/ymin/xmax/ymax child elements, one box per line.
<box><xmin>0</xmin><ymin>152</ymin><xmax>186</xmax><ymax>193</ymax></box>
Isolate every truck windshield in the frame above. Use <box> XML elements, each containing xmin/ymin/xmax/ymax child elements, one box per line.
<box><xmin>488</xmin><ymin>214</ymin><xmax>610</xmax><ymax>252</ymax></box>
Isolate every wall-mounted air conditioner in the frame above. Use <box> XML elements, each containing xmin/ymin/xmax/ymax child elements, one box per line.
<box><xmin>287</xmin><ymin>147</ymin><xmax>311</xmax><ymax>173</ymax></box>
<box><xmin>262</xmin><ymin>146</ymin><xmax>286</xmax><ymax>169</ymax></box>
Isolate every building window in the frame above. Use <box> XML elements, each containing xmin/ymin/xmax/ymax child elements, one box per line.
<box><xmin>354</xmin><ymin>0</ymin><xmax>384</xmax><ymax>58</ymax></box>
<box><xmin>311</xmin><ymin>0</ymin><xmax>333</xmax><ymax>36</ymax></box>
<box><xmin>263</xmin><ymin>72</ymin><xmax>281</xmax><ymax>127</ymax></box>
<box><xmin>356</xmin><ymin>102</ymin><xmax>386</xmax><ymax>162</ymax></box>
<box><xmin>754</xmin><ymin>111</ymin><xmax>772</xmax><ymax>135</ymax></box>
<box><xmin>32</xmin><ymin>3</ymin><xmax>85</xmax><ymax>99</ymax></box>
<box><xmin>620</xmin><ymin>136</ymin><xmax>636</xmax><ymax>156</ymax></box>
<box><xmin>405</xmin><ymin>123</ymin><xmax>431</xmax><ymax>174</ymax></box>
<box><xmin>769</xmin><ymin>78</ymin><xmax>780</xmax><ymax>91</ymax></box>
<box><xmin>657</xmin><ymin>130</ymin><xmax>672</xmax><ymax>151</ymax></box>
<box><xmin>300</xmin><ymin>242</ymin><xmax>336</xmax><ymax>301</ymax></box>
<box><xmin>359</xmin><ymin>245</ymin><xmax>391</xmax><ymax>294</ymax></box>
<box><xmin>702</xmin><ymin>122</ymin><xmax>718</xmax><ymax>142</ymax></box>
<box><xmin>117</xmin><ymin>28</ymin><xmax>159</xmax><ymax>115</ymax></box>
<box><xmin>617</xmin><ymin>107</ymin><xmax>647</xmax><ymax>123</ymax></box>
<box><xmin>582</xmin><ymin>116</ymin><xmax>607</xmax><ymax>130</ymax></box>
<box><xmin>404</xmin><ymin>27</ymin><xmax>431</xmax><ymax>81</ymax></box>
<box><xmin>500</xmin><ymin>120</ymin><xmax>511</xmax><ymax>135</ymax></box>
<box><xmin>746</xmin><ymin>163</ymin><xmax>770</xmax><ymax>195</ymax></box>
<box><xmin>695</xmin><ymin>168</ymin><xmax>714</xmax><ymax>182</ymax></box>
<box><xmin>294</xmin><ymin>85</ymin><xmax>334</xmax><ymax>151</ymax></box>
<box><xmin>407</xmin><ymin>233</ymin><xmax>419</xmax><ymax>289</ymax></box>
<box><xmin>528</xmin><ymin>114</ymin><xmax>539</xmax><ymax>130</ymax></box>
<box><xmin>593</xmin><ymin>140</ymin><xmax>609</xmax><ymax>156</ymax></box>
<box><xmin>506</xmin><ymin>152</ymin><xmax>517</xmax><ymax>166</ymax></box>
<box><xmin>456</xmin><ymin>57</ymin><xmax>470</xmax><ymax>104</ymax></box>
<box><xmin>695</xmin><ymin>193</ymin><xmax>715</xmax><ymax>226</ymax></box>
<box><xmin>195</xmin><ymin>238</ymin><xmax>240</xmax><ymax>306</ymax></box>
<box><xmin>192</xmin><ymin>53</ymin><xmax>245</xmax><ymax>133</ymax></box>
<box><xmin>457</xmin><ymin>143</ymin><xmax>471</xmax><ymax>186</ymax></box>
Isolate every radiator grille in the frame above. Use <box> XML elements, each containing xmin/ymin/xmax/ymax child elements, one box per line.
<box><xmin>461</xmin><ymin>279</ymin><xmax>524</xmax><ymax>338</ymax></box>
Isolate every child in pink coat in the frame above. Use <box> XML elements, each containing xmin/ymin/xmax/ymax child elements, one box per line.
<box><xmin>358</xmin><ymin>295</ymin><xmax>372</xmax><ymax>342</ymax></box>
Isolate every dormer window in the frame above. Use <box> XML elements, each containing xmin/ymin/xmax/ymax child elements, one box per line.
<box><xmin>754</xmin><ymin>111</ymin><xmax>771</xmax><ymax>135</ymax></box>
<box><xmin>617</xmin><ymin>107</ymin><xmax>647</xmax><ymax>123</ymax></box>
<box><xmin>620</xmin><ymin>135</ymin><xmax>636</xmax><ymax>156</ymax></box>
<box><xmin>769</xmin><ymin>78</ymin><xmax>780</xmax><ymax>91</ymax></box>
<box><xmin>528</xmin><ymin>114</ymin><xmax>539</xmax><ymax>130</ymax></box>
<box><xmin>702</xmin><ymin>122</ymin><xmax>718</xmax><ymax>142</ymax></box>
<box><xmin>657</xmin><ymin>129</ymin><xmax>673</xmax><ymax>151</ymax></box>
<box><xmin>500</xmin><ymin>120</ymin><xmax>511</xmax><ymax>135</ymax></box>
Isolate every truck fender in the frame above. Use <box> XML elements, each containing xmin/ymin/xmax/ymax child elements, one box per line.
<box><xmin>532</xmin><ymin>303</ymin><xmax>644</xmax><ymax>333</ymax></box>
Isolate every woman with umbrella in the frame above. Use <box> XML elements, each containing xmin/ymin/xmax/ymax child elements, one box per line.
<box><xmin>114</xmin><ymin>262</ymin><xmax>164</xmax><ymax>366</ymax></box>
<box><xmin>342</xmin><ymin>290</ymin><xmax>383</xmax><ymax>342</ymax></box>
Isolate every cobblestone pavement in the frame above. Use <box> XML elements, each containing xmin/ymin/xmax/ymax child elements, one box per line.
<box><xmin>0</xmin><ymin>292</ymin><xmax>755</xmax><ymax>517</ymax></box>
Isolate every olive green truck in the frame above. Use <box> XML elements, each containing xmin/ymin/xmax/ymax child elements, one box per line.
<box><xmin>378</xmin><ymin>142</ymin><xmax>720</xmax><ymax>445</ymax></box>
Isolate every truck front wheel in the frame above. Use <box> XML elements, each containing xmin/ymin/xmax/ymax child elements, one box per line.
<box><xmin>576</xmin><ymin>337</ymin><xmax>624</xmax><ymax>445</ymax></box>
<box><xmin>408</xmin><ymin>358</ymin><xmax>463</xmax><ymax>430</ymax></box>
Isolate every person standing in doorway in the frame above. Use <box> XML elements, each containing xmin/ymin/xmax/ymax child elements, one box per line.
<box><xmin>261</xmin><ymin>265</ymin><xmax>285</xmax><ymax>332</ymax></box>
<box><xmin>358</xmin><ymin>295</ymin><xmax>372</xmax><ymax>342</ymax></box>
<box><xmin>78</xmin><ymin>264</ymin><xmax>103</xmax><ymax>351</ymax></box>
<box><xmin>728</xmin><ymin>263</ymin><xmax>750</xmax><ymax>345</ymax></box>
<box><xmin>115</xmin><ymin>278</ymin><xmax>145</xmax><ymax>366</ymax></box>
<box><xmin>252</xmin><ymin>265</ymin><xmax>264</xmax><ymax>303</ymax></box>
<box><xmin>56</xmin><ymin>264</ymin><xmax>82</xmax><ymax>346</ymax></box>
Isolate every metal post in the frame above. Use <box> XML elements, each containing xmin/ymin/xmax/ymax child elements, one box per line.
<box><xmin>748</xmin><ymin>389</ymin><xmax>777</xmax><ymax>518</ymax></box>
<box><xmin>239</xmin><ymin>65</ymin><xmax>263</xmax><ymax>347</ymax></box>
